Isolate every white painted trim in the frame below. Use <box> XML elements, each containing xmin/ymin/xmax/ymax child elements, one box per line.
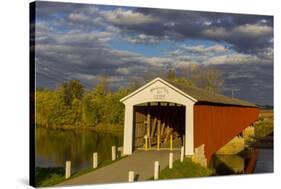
<box><xmin>123</xmin><ymin>104</ymin><xmax>133</xmax><ymax>155</ymax></box>
<box><xmin>120</xmin><ymin>77</ymin><xmax>198</xmax><ymax>103</ymax></box>
<box><xmin>185</xmin><ymin>104</ymin><xmax>194</xmax><ymax>155</ymax></box>
<box><xmin>122</xmin><ymin>77</ymin><xmax>195</xmax><ymax>156</ymax></box>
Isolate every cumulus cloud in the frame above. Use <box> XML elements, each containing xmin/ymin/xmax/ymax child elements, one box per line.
<box><xmin>33</xmin><ymin>1</ymin><xmax>273</xmax><ymax>104</ymax></box>
<box><xmin>35</xmin><ymin>21</ymin><xmax>169</xmax><ymax>89</ymax></box>
<box><xmin>203</xmin><ymin>27</ymin><xmax>229</xmax><ymax>38</ymax></box>
<box><xmin>181</xmin><ymin>44</ymin><xmax>229</xmax><ymax>54</ymax></box>
<box><xmin>203</xmin><ymin>24</ymin><xmax>273</xmax><ymax>54</ymax></box>
<box><xmin>234</xmin><ymin>24</ymin><xmax>272</xmax><ymax>38</ymax></box>
<box><xmin>168</xmin><ymin>44</ymin><xmax>262</xmax><ymax>65</ymax></box>
<box><xmin>208</xmin><ymin>53</ymin><xmax>261</xmax><ymax>64</ymax></box>
<box><xmin>68</xmin><ymin>13</ymin><xmax>90</xmax><ymax>23</ymax></box>
<box><xmin>124</xmin><ymin>34</ymin><xmax>167</xmax><ymax>44</ymax></box>
<box><xmin>101</xmin><ymin>8</ymin><xmax>159</xmax><ymax>25</ymax></box>
<box><xmin>130</xmin><ymin>8</ymin><xmax>273</xmax><ymax>55</ymax></box>
<box><xmin>57</xmin><ymin>31</ymin><xmax>113</xmax><ymax>44</ymax></box>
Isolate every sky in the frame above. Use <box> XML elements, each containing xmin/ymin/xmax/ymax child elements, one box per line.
<box><xmin>33</xmin><ymin>1</ymin><xmax>273</xmax><ymax>105</ymax></box>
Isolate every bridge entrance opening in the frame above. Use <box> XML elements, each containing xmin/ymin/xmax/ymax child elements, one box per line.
<box><xmin>133</xmin><ymin>102</ymin><xmax>185</xmax><ymax>150</ymax></box>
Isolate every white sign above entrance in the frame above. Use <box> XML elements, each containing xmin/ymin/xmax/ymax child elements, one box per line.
<box><xmin>150</xmin><ymin>86</ymin><xmax>169</xmax><ymax>100</ymax></box>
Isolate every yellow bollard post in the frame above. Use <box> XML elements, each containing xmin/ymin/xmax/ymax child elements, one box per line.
<box><xmin>170</xmin><ymin>135</ymin><xmax>173</xmax><ymax>151</ymax></box>
<box><xmin>144</xmin><ymin>135</ymin><xmax>148</xmax><ymax>151</ymax></box>
<box><xmin>157</xmin><ymin>120</ymin><xmax>161</xmax><ymax>151</ymax></box>
<box><xmin>157</xmin><ymin>135</ymin><xmax>160</xmax><ymax>151</ymax></box>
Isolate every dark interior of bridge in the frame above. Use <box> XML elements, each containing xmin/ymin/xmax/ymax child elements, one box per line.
<box><xmin>133</xmin><ymin>102</ymin><xmax>185</xmax><ymax>150</ymax></box>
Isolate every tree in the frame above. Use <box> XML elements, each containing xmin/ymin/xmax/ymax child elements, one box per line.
<box><xmin>167</xmin><ymin>69</ymin><xmax>176</xmax><ymax>81</ymax></box>
<box><xmin>81</xmin><ymin>92</ymin><xmax>98</xmax><ymax>126</ymax></box>
<box><xmin>173</xmin><ymin>76</ymin><xmax>195</xmax><ymax>87</ymax></box>
<box><xmin>128</xmin><ymin>78</ymin><xmax>141</xmax><ymax>91</ymax></box>
<box><xmin>36</xmin><ymin>90</ymin><xmax>77</xmax><ymax>127</ymax></box>
<box><xmin>191</xmin><ymin>66</ymin><xmax>224</xmax><ymax>93</ymax></box>
<box><xmin>97</xmin><ymin>75</ymin><xmax>109</xmax><ymax>93</ymax></box>
<box><xmin>69</xmin><ymin>80</ymin><xmax>85</xmax><ymax>100</ymax></box>
<box><xmin>181</xmin><ymin>65</ymin><xmax>224</xmax><ymax>93</ymax></box>
<box><xmin>58</xmin><ymin>80</ymin><xmax>84</xmax><ymax>106</ymax></box>
<box><xmin>81</xmin><ymin>77</ymin><xmax>108</xmax><ymax>126</ymax></box>
<box><xmin>165</xmin><ymin>69</ymin><xmax>195</xmax><ymax>88</ymax></box>
<box><xmin>107</xmin><ymin>88</ymin><xmax>130</xmax><ymax>124</ymax></box>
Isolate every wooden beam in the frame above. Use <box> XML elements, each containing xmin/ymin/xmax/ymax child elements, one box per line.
<box><xmin>164</xmin><ymin>128</ymin><xmax>173</xmax><ymax>143</ymax></box>
<box><xmin>151</xmin><ymin>117</ymin><xmax>157</xmax><ymax>138</ymax></box>
<box><xmin>147</xmin><ymin>113</ymin><xmax>151</xmax><ymax>149</ymax></box>
<box><xmin>161</xmin><ymin>122</ymin><xmax>165</xmax><ymax>136</ymax></box>
<box><xmin>157</xmin><ymin>120</ymin><xmax>161</xmax><ymax>150</ymax></box>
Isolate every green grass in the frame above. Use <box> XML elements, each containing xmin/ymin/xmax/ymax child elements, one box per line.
<box><xmin>35</xmin><ymin>167</ymin><xmax>65</xmax><ymax>187</ymax></box>
<box><xmin>254</xmin><ymin>111</ymin><xmax>273</xmax><ymax>138</ymax></box>
<box><xmin>36</xmin><ymin>156</ymin><xmax>127</xmax><ymax>187</ymax></box>
<box><xmin>157</xmin><ymin>158</ymin><xmax>213</xmax><ymax>180</ymax></box>
<box><xmin>216</xmin><ymin>136</ymin><xmax>245</xmax><ymax>155</ymax></box>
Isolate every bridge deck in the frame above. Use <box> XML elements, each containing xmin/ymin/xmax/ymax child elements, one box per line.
<box><xmin>57</xmin><ymin>150</ymin><xmax>180</xmax><ymax>186</ymax></box>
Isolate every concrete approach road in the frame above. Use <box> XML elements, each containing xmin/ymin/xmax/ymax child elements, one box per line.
<box><xmin>57</xmin><ymin>150</ymin><xmax>180</xmax><ymax>187</ymax></box>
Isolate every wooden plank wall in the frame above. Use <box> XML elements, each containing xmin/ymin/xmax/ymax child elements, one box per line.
<box><xmin>134</xmin><ymin>107</ymin><xmax>147</xmax><ymax>148</ymax></box>
<box><xmin>194</xmin><ymin>105</ymin><xmax>260</xmax><ymax>161</ymax></box>
<box><xmin>133</xmin><ymin>105</ymin><xmax>185</xmax><ymax>149</ymax></box>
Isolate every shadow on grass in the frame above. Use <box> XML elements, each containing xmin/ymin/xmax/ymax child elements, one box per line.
<box><xmin>35</xmin><ymin>167</ymin><xmax>65</xmax><ymax>187</ymax></box>
<box><xmin>148</xmin><ymin>158</ymin><xmax>213</xmax><ymax>180</ymax></box>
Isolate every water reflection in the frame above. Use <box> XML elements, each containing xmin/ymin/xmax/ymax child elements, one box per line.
<box><xmin>36</xmin><ymin>128</ymin><xmax>123</xmax><ymax>172</ymax></box>
<box><xmin>210</xmin><ymin>148</ymin><xmax>263</xmax><ymax>175</ymax></box>
<box><xmin>210</xmin><ymin>155</ymin><xmax>245</xmax><ymax>175</ymax></box>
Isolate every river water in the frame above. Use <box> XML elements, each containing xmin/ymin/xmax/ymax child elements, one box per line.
<box><xmin>35</xmin><ymin>128</ymin><xmax>273</xmax><ymax>175</ymax></box>
<box><xmin>210</xmin><ymin>133</ymin><xmax>273</xmax><ymax>175</ymax></box>
<box><xmin>35</xmin><ymin>127</ymin><xmax>123</xmax><ymax>172</ymax></box>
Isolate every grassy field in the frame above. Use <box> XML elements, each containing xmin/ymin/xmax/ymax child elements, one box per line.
<box><xmin>158</xmin><ymin>158</ymin><xmax>213</xmax><ymax>180</ymax></box>
<box><xmin>254</xmin><ymin>110</ymin><xmax>273</xmax><ymax>138</ymax></box>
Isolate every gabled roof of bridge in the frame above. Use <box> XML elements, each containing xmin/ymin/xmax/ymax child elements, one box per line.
<box><xmin>121</xmin><ymin>77</ymin><xmax>257</xmax><ymax>107</ymax></box>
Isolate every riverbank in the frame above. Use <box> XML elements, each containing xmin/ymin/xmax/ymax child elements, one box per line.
<box><xmin>35</xmin><ymin>128</ymin><xmax>123</xmax><ymax>187</ymax></box>
<box><xmin>158</xmin><ymin>158</ymin><xmax>213</xmax><ymax>180</ymax></box>
<box><xmin>36</xmin><ymin>123</ymin><xmax>124</xmax><ymax>134</ymax></box>
<box><xmin>254</xmin><ymin>109</ymin><xmax>273</xmax><ymax>138</ymax></box>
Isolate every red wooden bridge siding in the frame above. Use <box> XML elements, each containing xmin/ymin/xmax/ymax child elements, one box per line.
<box><xmin>194</xmin><ymin>105</ymin><xmax>259</xmax><ymax>161</ymax></box>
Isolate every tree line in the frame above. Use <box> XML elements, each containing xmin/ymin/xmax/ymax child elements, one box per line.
<box><xmin>36</xmin><ymin>78</ymin><xmax>130</xmax><ymax>128</ymax></box>
<box><xmin>36</xmin><ymin>66</ymin><xmax>224</xmax><ymax>128</ymax></box>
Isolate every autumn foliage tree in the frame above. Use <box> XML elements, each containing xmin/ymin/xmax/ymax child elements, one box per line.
<box><xmin>36</xmin><ymin>79</ymin><xmax>130</xmax><ymax>128</ymax></box>
<box><xmin>166</xmin><ymin>65</ymin><xmax>224</xmax><ymax>93</ymax></box>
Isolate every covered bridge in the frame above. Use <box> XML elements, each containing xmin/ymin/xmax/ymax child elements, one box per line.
<box><xmin>120</xmin><ymin>77</ymin><xmax>259</xmax><ymax>161</ymax></box>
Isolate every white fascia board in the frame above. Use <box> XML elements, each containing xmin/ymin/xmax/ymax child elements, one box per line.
<box><xmin>120</xmin><ymin>77</ymin><xmax>198</xmax><ymax>103</ymax></box>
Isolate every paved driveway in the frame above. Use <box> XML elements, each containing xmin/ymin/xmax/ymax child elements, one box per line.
<box><xmin>57</xmin><ymin>150</ymin><xmax>180</xmax><ymax>186</ymax></box>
